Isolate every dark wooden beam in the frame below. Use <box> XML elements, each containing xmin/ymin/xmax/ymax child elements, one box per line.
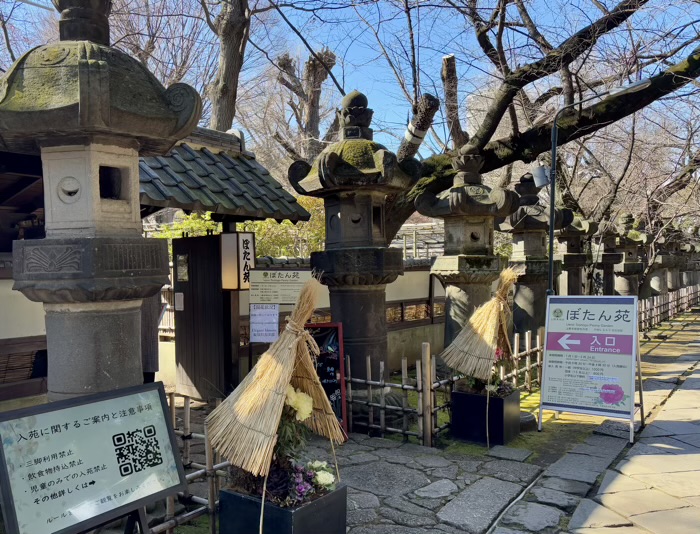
<box><xmin>0</xmin><ymin>152</ymin><xmax>42</xmax><ymax>177</ymax></box>
<box><xmin>0</xmin><ymin>176</ymin><xmax>41</xmax><ymax>205</ymax></box>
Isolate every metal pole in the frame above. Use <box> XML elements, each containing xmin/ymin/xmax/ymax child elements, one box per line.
<box><xmin>547</xmin><ymin>93</ymin><xmax>608</xmax><ymax>295</ymax></box>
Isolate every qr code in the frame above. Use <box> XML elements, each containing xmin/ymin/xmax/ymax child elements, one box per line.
<box><xmin>113</xmin><ymin>425</ymin><xmax>163</xmax><ymax>476</ymax></box>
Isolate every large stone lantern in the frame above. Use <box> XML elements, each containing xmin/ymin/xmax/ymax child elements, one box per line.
<box><xmin>289</xmin><ymin>91</ymin><xmax>412</xmax><ymax>380</ymax></box>
<box><xmin>555</xmin><ymin>216</ymin><xmax>598</xmax><ymax>295</ymax></box>
<box><xmin>592</xmin><ymin>217</ymin><xmax>624</xmax><ymax>295</ymax></box>
<box><xmin>612</xmin><ymin>213</ymin><xmax>647</xmax><ymax>296</ymax></box>
<box><xmin>500</xmin><ymin>174</ymin><xmax>573</xmax><ymax>338</ymax></box>
<box><xmin>0</xmin><ymin>0</ymin><xmax>201</xmax><ymax>400</ymax></box>
<box><xmin>414</xmin><ymin>154</ymin><xmax>518</xmax><ymax>345</ymax></box>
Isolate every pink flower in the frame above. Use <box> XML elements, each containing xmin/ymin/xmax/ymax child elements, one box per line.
<box><xmin>495</xmin><ymin>348</ymin><xmax>505</xmax><ymax>361</ymax></box>
<box><xmin>600</xmin><ymin>384</ymin><xmax>624</xmax><ymax>404</ymax></box>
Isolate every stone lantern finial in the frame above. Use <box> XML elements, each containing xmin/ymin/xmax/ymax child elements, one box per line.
<box><xmin>338</xmin><ymin>90</ymin><xmax>374</xmax><ymax>140</ymax></box>
<box><xmin>52</xmin><ymin>0</ymin><xmax>112</xmax><ymax>45</ymax></box>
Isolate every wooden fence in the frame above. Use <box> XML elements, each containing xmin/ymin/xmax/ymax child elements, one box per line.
<box><xmin>344</xmin><ymin>328</ymin><xmax>546</xmax><ymax>447</ymax></box>
<box><xmin>638</xmin><ymin>284</ymin><xmax>700</xmax><ymax>331</ymax></box>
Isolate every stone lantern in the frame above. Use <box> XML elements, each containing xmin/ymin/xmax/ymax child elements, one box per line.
<box><xmin>612</xmin><ymin>213</ymin><xmax>647</xmax><ymax>296</ymax></box>
<box><xmin>681</xmin><ymin>226</ymin><xmax>700</xmax><ymax>286</ymax></box>
<box><xmin>555</xmin><ymin>216</ymin><xmax>598</xmax><ymax>295</ymax></box>
<box><xmin>414</xmin><ymin>154</ymin><xmax>518</xmax><ymax>345</ymax></box>
<box><xmin>591</xmin><ymin>217</ymin><xmax>624</xmax><ymax>296</ymax></box>
<box><xmin>289</xmin><ymin>91</ymin><xmax>411</xmax><ymax>380</ymax></box>
<box><xmin>0</xmin><ymin>0</ymin><xmax>201</xmax><ymax>400</ymax></box>
<box><xmin>665</xmin><ymin>224</ymin><xmax>684</xmax><ymax>292</ymax></box>
<box><xmin>499</xmin><ymin>174</ymin><xmax>573</xmax><ymax>338</ymax></box>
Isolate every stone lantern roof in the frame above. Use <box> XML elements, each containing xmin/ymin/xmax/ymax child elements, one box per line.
<box><xmin>555</xmin><ymin>215</ymin><xmax>598</xmax><ymax>239</ymax></box>
<box><xmin>288</xmin><ymin>90</ymin><xmax>413</xmax><ymax>196</ymax></box>
<box><xmin>0</xmin><ymin>0</ymin><xmax>201</xmax><ymax>156</ymax></box>
<box><xmin>499</xmin><ymin>173</ymin><xmax>573</xmax><ymax>232</ymax></box>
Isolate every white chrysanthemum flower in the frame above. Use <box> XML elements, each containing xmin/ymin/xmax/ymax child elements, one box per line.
<box><xmin>314</xmin><ymin>470</ymin><xmax>335</xmax><ymax>487</ymax></box>
<box><xmin>293</xmin><ymin>390</ymin><xmax>313</xmax><ymax>421</ymax></box>
<box><xmin>308</xmin><ymin>460</ymin><xmax>328</xmax><ymax>470</ymax></box>
<box><xmin>285</xmin><ymin>385</ymin><xmax>297</xmax><ymax>406</ymax></box>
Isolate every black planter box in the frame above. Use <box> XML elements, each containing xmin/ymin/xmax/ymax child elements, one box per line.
<box><xmin>450</xmin><ymin>389</ymin><xmax>520</xmax><ymax>445</ymax></box>
<box><xmin>219</xmin><ymin>484</ymin><xmax>347</xmax><ymax>534</ymax></box>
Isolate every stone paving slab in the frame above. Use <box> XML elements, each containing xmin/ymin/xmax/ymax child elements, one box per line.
<box><xmin>529</xmin><ymin>486</ymin><xmax>580</xmax><ymax>512</ymax></box>
<box><xmin>569</xmin><ymin>527</ymin><xmax>652</xmax><ymax>534</ymax></box>
<box><xmin>478</xmin><ymin>459</ymin><xmax>542</xmax><ymax>485</ymax></box>
<box><xmin>486</xmin><ymin>446</ymin><xmax>532</xmax><ymax>462</ymax></box>
<box><xmin>437</xmin><ymin>477</ymin><xmax>523</xmax><ymax>534</ymax></box>
<box><xmin>637</xmin><ymin>435</ymin><xmax>700</xmax><ymax>454</ymax></box>
<box><xmin>597</xmin><ymin>470</ymin><xmax>648</xmax><ymax>494</ymax></box>
<box><xmin>540</xmin><ymin>476</ymin><xmax>592</xmax><ymax>496</ymax></box>
<box><xmin>631</xmin><ymin>472</ymin><xmax>700</xmax><ymax>498</ymax></box>
<box><xmin>544</xmin><ymin>453</ymin><xmax>612</xmax><ymax>484</ymax></box>
<box><xmin>617</xmin><ymin>452</ymin><xmax>700</xmax><ymax>475</ymax></box>
<box><xmin>630</xmin><ymin>506</ymin><xmax>700</xmax><ymax>534</ymax></box>
<box><xmin>569</xmin><ymin>499</ymin><xmax>633</xmax><ymax>529</ymax></box>
<box><xmin>500</xmin><ymin>501</ymin><xmax>563</xmax><ymax>531</ymax></box>
<box><xmin>596</xmin><ymin>488</ymin><xmax>688</xmax><ymax>517</ymax></box>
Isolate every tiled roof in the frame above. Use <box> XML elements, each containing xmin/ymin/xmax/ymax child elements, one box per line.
<box><xmin>139</xmin><ymin>129</ymin><xmax>309</xmax><ymax>222</ymax></box>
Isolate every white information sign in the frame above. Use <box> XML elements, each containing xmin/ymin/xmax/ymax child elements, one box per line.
<box><xmin>540</xmin><ymin>296</ymin><xmax>642</xmax><ymax>441</ymax></box>
<box><xmin>237</xmin><ymin>232</ymin><xmax>255</xmax><ymax>290</ymax></box>
<box><xmin>250</xmin><ymin>303</ymin><xmax>280</xmax><ymax>343</ymax></box>
<box><xmin>250</xmin><ymin>270</ymin><xmax>313</xmax><ymax>304</ymax></box>
<box><xmin>0</xmin><ymin>383</ymin><xmax>185</xmax><ymax>534</ymax></box>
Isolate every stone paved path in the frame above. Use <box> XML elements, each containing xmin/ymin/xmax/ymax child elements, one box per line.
<box><xmin>490</xmin><ymin>319</ymin><xmax>700</xmax><ymax>534</ymax></box>
<box><xmin>303</xmin><ymin>435</ymin><xmax>542</xmax><ymax>534</ymax></box>
<box><xmin>72</xmin><ymin>310</ymin><xmax>700</xmax><ymax>534</ymax></box>
<box><xmin>561</xmin><ymin>366</ymin><xmax>700</xmax><ymax>534</ymax></box>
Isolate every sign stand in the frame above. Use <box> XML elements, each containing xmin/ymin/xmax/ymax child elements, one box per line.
<box><xmin>80</xmin><ymin>506</ymin><xmax>148</xmax><ymax>534</ymax></box>
<box><xmin>537</xmin><ymin>296</ymin><xmax>645</xmax><ymax>444</ymax></box>
<box><xmin>0</xmin><ymin>383</ymin><xmax>185</xmax><ymax>534</ymax></box>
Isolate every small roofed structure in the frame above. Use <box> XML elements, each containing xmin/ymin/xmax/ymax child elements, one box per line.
<box><xmin>139</xmin><ymin>127</ymin><xmax>310</xmax><ymax>223</ymax></box>
<box><xmin>0</xmin><ymin>127</ymin><xmax>309</xmax><ymax>246</ymax></box>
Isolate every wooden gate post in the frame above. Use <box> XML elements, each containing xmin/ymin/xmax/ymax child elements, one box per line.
<box><xmin>421</xmin><ymin>342</ymin><xmax>433</xmax><ymax>447</ymax></box>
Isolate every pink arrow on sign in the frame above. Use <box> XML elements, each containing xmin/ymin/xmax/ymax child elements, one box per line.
<box><xmin>546</xmin><ymin>332</ymin><xmax>634</xmax><ymax>354</ymax></box>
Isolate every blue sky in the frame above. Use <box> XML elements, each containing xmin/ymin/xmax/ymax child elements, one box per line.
<box><xmin>4</xmin><ymin>0</ymin><xmax>700</xmax><ymax>158</ymax></box>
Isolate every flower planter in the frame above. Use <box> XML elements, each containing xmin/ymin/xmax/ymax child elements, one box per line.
<box><xmin>219</xmin><ymin>484</ymin><xmax>347</xmax><ymax>534</ymax></box>
<box><xmin>450</xmin><ymin>389</ymin><xmax>520</xmax><ymax>445</ymax></box>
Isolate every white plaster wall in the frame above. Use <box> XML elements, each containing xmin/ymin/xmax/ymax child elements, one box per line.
<box><xmin>237</xmin><ymin>269</ymin><xmax>444</xmax><ymax>316</ymax></box>
<box><xmin>0</xmin><ymin>280</ymin><xmax>45</xmax><ymax>339</ymax></box>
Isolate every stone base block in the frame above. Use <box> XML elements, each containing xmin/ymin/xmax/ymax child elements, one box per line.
<box><xmin>45</xmin><ymin>300</ymin><xmax>143</xmax><ymax>400</ymax></box>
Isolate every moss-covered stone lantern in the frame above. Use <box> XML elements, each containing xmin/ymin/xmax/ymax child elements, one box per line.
<box><xmin>0</xmin><ymin>0</ymin><xmax>201</xmax><ymax>400</ymax></box>
<box><xmin>289</xmin><ymin>90</ymin><xmax>412</xmax><ymax>380</ymax></box>
<box><xmin>499</xmin><ymin>174</ymin><xmax>573</xmax><ymax>338</ymax></box>
<box><xmin>415</xmin><ymin>154</ymin><xmax>518</xmax><ymax>345</ymax></box>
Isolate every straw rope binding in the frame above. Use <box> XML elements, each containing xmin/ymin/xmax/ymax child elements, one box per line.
<box><xmin>206</xmin><ymin>277</ymin><xmax>345</xmax><ymax>477</ymax></box>
<box><xmin>438</xmin><ymin>267</ymin><xmax>521</xmax><ymax>380</ymax></box>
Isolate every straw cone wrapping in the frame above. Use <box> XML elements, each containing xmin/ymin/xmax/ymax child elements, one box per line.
<box><xmin>206</xmin><ymin>278</ymin><xmax>345</xmax><ymax>477</ymax></box>
<box><xmin>439</xmin><ymin>268</ymin><xmax>521</xmax><ymax>380</ymax></box>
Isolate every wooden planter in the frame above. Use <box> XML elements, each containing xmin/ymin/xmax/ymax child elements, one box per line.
<box><xmin>219</xmin><ymin>484</ymin><xmax>347</xmax><ymax>534</ymax></box>
<box><xmin>450</xmin><ymin>389</ymin><xmax>520</xmax><ymax>445</ymax></box>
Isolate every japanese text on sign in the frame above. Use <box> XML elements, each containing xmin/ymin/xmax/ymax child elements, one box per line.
<box><xmin>541</xmin><ymin>296</ymin><xmax>638</xmax><ymax>418</ymax></box>
<box><xmin>250</xmin><ymin>303</ymin><xmax>280</xmax><ymax>343</ymax></box>
<box><xmin>0</xmin><ymin>384</ymin><xmax>184</xmax><ymax>534</ymax></box>
<box><xmin>237</xmin><ymin>233</ymin><xmax>255</xmax><ymax>290</ymax></box>
<box><xmin>250</xmin><ymin>270</ymin><xmax>313</xmax><ymax>304</ymax></box>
